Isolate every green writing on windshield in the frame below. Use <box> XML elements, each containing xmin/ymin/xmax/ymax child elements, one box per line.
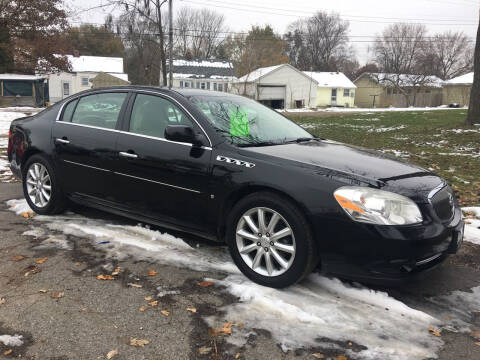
<box><xmin>229</xmin><ymin>108</ymin><xmax>250</xmax><ymax>136</ymax></box>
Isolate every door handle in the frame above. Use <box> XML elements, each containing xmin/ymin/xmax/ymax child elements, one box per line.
<box><xmin>119</xmin><ymin>151</ymin><xmax>138</xmax><ymax>159</ymax></box>
<box><xmin>55</xmin><ymin>137</ymin><xmax>70</xmax><ymax>144</ymax></box>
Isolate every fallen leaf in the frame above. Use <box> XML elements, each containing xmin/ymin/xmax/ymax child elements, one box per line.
<box><xmin>429</xmin><ymin>327</ymin><xmax>441</xmax><ymax>337</ymax></box>
<box><xmin>471</xmin><ymin>329</ymin><xmax>480</xmax><ymax>340</ymax></box>
<box><xmin>148</xmin><ymin>270</ymin><xmax>158</xmax><ymax>276</ymax></box>
<box><xmin>198</xmin><ymin>346</ymin><xmax>212</xmax><ymax>355</ymax></box>
<box><xmin>337</xmin><ymin>356</ymin><xmax>347</xmax><ymax>360</ymax></box>
<box><xmin>75</xmin><ymin>262</ymin><xmax>82</xmax><ymax>266</ymax></box>
<box><xmin>127</xmin><ymin>283</ymin><xmax>143</xmax><ymax>288</ymax></box>
<box><xmin>21</xmin><ymin>211</ymin><xmax>34</xmax><ymax>218</ymax></box>
<box><xmin>475</xmin><ymin>342</ymin><xmax>480</xmax><ymax>347</ymax></box>
<box><xmin>0</xmin><ymin>298</ymin><xmax>5</xmax><ymax>305</ymax></box>
<box><xmin>139</xmin><ymin>306</ymin><xmax>148</xmax><ymax>312</ymax></box>
<box><xmin>38</xmin><ymin>289</ymin><xmax>47</xmax><ymax>293</ymax></box>
<box><xmin>51</xmin><ymin>292</ymin><xmax>64</xmax><ymax>299</ymax></box>
<box><xmin>210</xmin><ymin>322</ymin><xmax>233</xmax><ymax>336</ymax></box>
<box><xmin>3</xmin><ymin>349</ymin><xmax>12</xmax><ymax>356</ymax></box>
<box><xmin>235</xmin><ymin>353</ymin><xmax>240</xmax><ymax>359</ymax></box>
<box><xmin>11</xmin><ymin>255</ymin><xmax>25</xmax><ymax>261</ymax></box>
<box><xmin>312</xmin><ymin>354</ymin><xmax>324</xmax><ymax>359</ymax></box>
<box><xmin>144</xmin><ymin>296</ymin><xmax>152</xmax><ymax>301</ymax></box>
<box><xmin>129</xmin><ymin>338</ymin><xmax>149</xmax><ymax>347</ymax></box>
<box><xmin>161</xmin><ymin>310</ymin><xmax>169</xmax><ymax>316</ymax></box>
<box><xmin>97</xmin><ymin>274</ymin><xmax>115</xmax><ymax>280</ymax></box>
<box><xmin>348</xmin><ymin>342</ymin><xmax>353</xmax><ymax>346</ymax></box>
<box><xmin>36</xmin><ymin>257</ymin><xmax>48</xmax><ymax>264</ymax></box>
<box><xmin>236</xmin><ymin>322</ymin><xmax>244</xmax><ymax>328</ymax></box>
<box><xmin>111</xmin><ymin>267</ymin><xmax>121</xmax><ymax>276</ymax></box>
<box><xmin>186</xmin><ymin>307</ymin><xmax>197</xmax><ymax>313</ymax></box>
<box><xmin>197</xmin><ymin>281</ymin><xmax>213</xmax><ymax>287</ymax></box>
<box><xmin>24</xmin><ymin>266</ymin><xmax>41</xmax><ymax>277</ymax></box>
<box><xmin>106</xmin><ymin>349</ymin><xmax>119</xmax><ymax>359</ymax></box>
<box><xmin>148</xmin><ymin>300</ymin><xmax>158</xmax><ymax>307</ymax></box>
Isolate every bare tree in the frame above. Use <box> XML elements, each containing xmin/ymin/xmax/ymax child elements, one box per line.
<box><xmin>466</xmin><ymin>12</ymin><xmax>480</xmax><ymax>126</ymax></box>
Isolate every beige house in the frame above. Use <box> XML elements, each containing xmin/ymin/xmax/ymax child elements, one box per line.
<box><xmin>354</xmin><ymin>73</ymin><xmax>443</xmax><ymax>108</ymax></box>
<box><xmin>90</xmin><ymin>72</ymin><xmax>130</xmax><ymax>88</ymax></box>
<box><xmin>303</xmin><ymin>72</ymin><xmax>356</xmax><ymax>108</ymax></box>
<box><xmin>443</xmin><ymin>72</ymin><xmax>473</xmax><ymax>107</ymax></box>
<box><xmin>230</xmin><ymin>64</ymin><xmax>318</xmax><ymax>109</ymax></box>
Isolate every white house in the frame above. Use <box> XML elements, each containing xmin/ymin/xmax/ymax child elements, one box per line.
<box><xmin>443</xmin><ymin>72</ymin><xmax>474</xmax><ymax>107</ymax></box>
<box><xmin>166</xmin><ymin>59</ymin><xmax>236</xmax><ymax>92</ymax></box>
<box><xmin>303</xmin><ymin>72</ymin><xmax>357</xmax><ymax>108</ymax></box>
<box><xmin>231</xmin><ymin>64</ymin><xmax>318</xmax><ymax>109</ymax></box>
<box><xmin>46</xmin><ymin>55</ymin><xmax>129</xmax><ymax>103</ymax></box>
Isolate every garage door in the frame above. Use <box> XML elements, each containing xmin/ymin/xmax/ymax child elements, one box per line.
<box><xmin>257</xmin><ymin>85</ymin><xmax>285</xmax><ymax>101</ymax></box>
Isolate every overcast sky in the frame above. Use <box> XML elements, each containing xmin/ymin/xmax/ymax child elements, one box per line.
<box><xmin>67</xmin><ymin>0</ymin><xmax>480</xmax><ymax>63</ymax></box>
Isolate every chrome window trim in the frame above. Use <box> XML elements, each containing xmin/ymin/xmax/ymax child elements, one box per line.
<box><xmin>55</xmin><ymin>88</ymin><xmax>213</xmax><ymax>149</ymax></box>
<box><xmin>113</xmin><ymin>171</ymin><xmax>201</xmax><ymax>194</ymax></box>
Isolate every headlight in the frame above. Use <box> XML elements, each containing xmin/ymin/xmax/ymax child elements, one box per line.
<box><xmin>334</xmin><ymin>186</ymin><xmax>423</xmax><ymax>225</ymax></box>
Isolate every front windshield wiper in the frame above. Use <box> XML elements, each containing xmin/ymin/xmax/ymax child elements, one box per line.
<box><xmin>282</xmin><ymin>137</ymin><xmax>320</xmax><ymax>144</ymax></box>
<box><xmin>237</xmin><ymin>141</ymin><xmax>282</xmax><ymax>148</ymax></box>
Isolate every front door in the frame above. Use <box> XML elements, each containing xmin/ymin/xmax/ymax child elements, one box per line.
<box><xmin>331</xmin><ymin>88</ymin><xmax>337</xmax><ymax>106</ymax></box>
<box><xmin>52</xmin><ymin>91</ymin><xmax>129</xmax><ymax>200</ymax></box>
<box><xmin>111</xmin><ymin>92</ymin><xmax>212</xmax><ymax>232</ymax></box>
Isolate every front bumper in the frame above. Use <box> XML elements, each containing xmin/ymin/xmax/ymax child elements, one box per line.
<box><xmin>317</xmin><ymin>206</ymin><xmax>464</xmax><ymax>285</ymax></box>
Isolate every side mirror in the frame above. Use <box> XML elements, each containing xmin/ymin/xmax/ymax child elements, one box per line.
<box><xmin>164</xmin><ymin>125</ymin><xmax>204</xmax><ymax>147</ymax></box>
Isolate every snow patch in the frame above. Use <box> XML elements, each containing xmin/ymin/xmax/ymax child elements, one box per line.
<box><xmin>7</xmin><ymin>198</ymin><xmax>34</xmax><ymax>215</ymax></box>
<box><xmin>0</xmin><ymin>334</ymin><xmax>23</xmax><ymax>347</ymax></box>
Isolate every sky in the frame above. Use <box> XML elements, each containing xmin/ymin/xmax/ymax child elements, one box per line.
<box><xmin>67</xmin><ymin>0</ymin><xmax>480</xmax><ymax>64</ymax></box>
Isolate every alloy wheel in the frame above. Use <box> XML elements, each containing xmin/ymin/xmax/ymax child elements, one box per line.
<box><xmin>236</xmin><ymin>207</ymin><xmax>296</xmax><ymax>277</ymax></box>
<box><xmin>26</xmin><ymin>163</ymin><xmax>52</xmax><ymax>208</ymax></box>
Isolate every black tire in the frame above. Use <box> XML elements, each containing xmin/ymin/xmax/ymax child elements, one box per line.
<box><xmin>226</xmin><ymin>191</ymin><xmax>318</xmax><ymax>288</ymax></box>
<box><xmin>22</xmin><ymin>154</ymin><xmax>67</xmax><ymax>215</ymax></box>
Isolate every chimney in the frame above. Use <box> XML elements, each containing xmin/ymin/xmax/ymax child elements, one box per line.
<box><xmin>73</xmin><ymin>49</ymin><xmax>80</xmax><ymax>57</ymax></box>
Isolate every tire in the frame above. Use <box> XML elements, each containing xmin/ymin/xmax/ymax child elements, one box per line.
<box><xmin>22</xmin><ymin>154</ymin><xmax>67</xmax><ymax>215</ymax></box>
<box><xmin>226</xmin><ymin>191</ymin><xmax>318</xmax><ymax>288</ymax></box>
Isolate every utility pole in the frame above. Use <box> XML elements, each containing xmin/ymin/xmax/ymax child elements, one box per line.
<box><xmin>168</xmin><ymin>0</ymin><xmax>173</xmax><ymax>89</ymax></box>
<box><xmin>156</xmin><ymin>0</ymin><xmax>167</xmax><ymax>87</ymax></box>
<box><xmin>466</xmin><ymin>8</ymin><xmax>480</xmax><ymax>125</ymax></box>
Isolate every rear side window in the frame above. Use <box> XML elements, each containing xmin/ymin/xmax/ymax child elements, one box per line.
<box><xmin>71</xmin><ymin>93</ymin><xmax>127</xmax><ymax>129</ymax></box>
<box><xmin>129</xmin><ymin>94</ymin><xmax>193</xmax><ymax>138</ymax></box>
<box><xmin>61</xmin><ymin>99</ymin><xmax>78</xmax><ymax>122</ymax></box>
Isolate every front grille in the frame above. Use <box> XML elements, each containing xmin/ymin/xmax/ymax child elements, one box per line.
<box><xmin>430</xmin><ymin>186</ymin><xmax>455</xmax><ymax>222</ymax></box>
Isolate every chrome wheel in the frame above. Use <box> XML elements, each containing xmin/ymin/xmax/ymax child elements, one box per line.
<box><xmin>236</xmin><ymin>207</ymin><xmax>296</xmax><ymax>277</ymax></box>
<box><xmin>26</xmin><ymin>163</ymin><xmax>52</xmax><ymax>208</ymax></box>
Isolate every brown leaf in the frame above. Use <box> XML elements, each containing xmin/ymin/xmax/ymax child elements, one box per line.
<box><xmin>97</xmin><ymin>274</ymin><xmax>115</xmax><ymax>280</ymax></box>
<box><xmin>139</xmin><ymin>306</ymin><xmax>148</xmax><ymax>312</ymax></box>
<box><xmin>429</xmin><ymin>327</ymin><xmax>441</xmax><ymax>337</ymax></box>
<box><xmin>198</xmin><ymin>346</ymin><xmax>212</xmax><ymax>355</ymax></box>
<box><xmin>186</xmin><ymin>307</ymin><xmax>197</xmax><ymax>313</ymax></box>
<box><xmin>11</xmin><ymin>255</ymin><xmax>25</xmax><ymax>262</ymax></box>
<box><xmin>337</xmin><ymin>356</ymin><xmax>347</xmax><ymax>360</ymax></box>
<box><xmin>21</xmin><ymin>211</ymin><xmax>34</xmax><ymax>218</ymax></box>
<box><xmin>475</xmin><ymin>342</ymin><xmax>480</xmax><ymax>347</ymax></box>
<box><xmin>24</xmin><ymin>266</ymin><xmax>41</xmax><ymax>277</ymax></box>
<box><xmin>210</xmin><ymin>322</ymin><xmax>233</xmax><ymax>336</ymax></box>
<box><xmin>75</xmin><ymin>262</ymin><xmax>82</xmax><ymax>266</ymax></box>
<box><xmin>127</xmin><ymin>283</ymin><xmax>143</xmax><ymax>288</ymax></box>
<box><xmin>144</xmin><ymin>296</ymin><xmax>153</xmax><ymax>301</ymax></box>
<box><xmin>148</xmin><ymin>300</ymin><xmax>158</xmax><ymax>307</ymax></box>
<box><xmin>235</xmin><ymin>353</ymin><xmax>240</xmax><ymax>359</ymax></box>
<box><xmin>312</xmin><ymin>354</ymin><xmax>324</xmax><ymax>359</ymax></box>
<box><xmin>129</xmin><ymin>338</ymin><xmax>149</xmax><ymax>347</ymax></box>
<box><xmin>161</xmin><ymin>310</ymin><xmax>170</xmax><ymax>316</ymax></box>
<box><xmin>148</xmin><ymin>270</ymin><xmax>158</xmax><ymax>276</ymax></box>
<box><xmin>106</xmin><ymin>349</ymin><xmax>119</xmax><ymax>359</ymax></box>
<box><xmin>197</xmin><ymin>281</ymin><xmax>214</xmax><ymax>287</ymax></box>
<box><xmin>3</xmin><ymin>349</ymin><xmax>12</xmax><ymax>356</ymax></box>
<box><xmin>236</xmin><ymin>322</ymin><xmax>244</xmax><ymax>328</ymax></box>
<box><xmin>51</xmin><ymin>292</ymin><xmax>64</xmax><ymax>299</ymax></box>
<box><xmin>111</xmin><ymin>267</ymin><xmax>121</xmax><ymax>276</ymax></box>
<box><xmin>36</xmin><ymin>257</ymin><xmax>48</xmax><ymax>264</ymax></box>
<box><xmin>0</xmin><ymin>298</ymin><xmax>5</xmax><ymax>305</ymax></box>
<box><xmin>471</xmin><ymin>329</ymin><xmax>480</xmax><ymax>340</ymax></box>
<box><xmin>38</xmin><ymin>289</ymin><xmax>47</xmax><ymax>293</ymax></box>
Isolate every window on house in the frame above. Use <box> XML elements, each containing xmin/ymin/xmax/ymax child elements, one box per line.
<box><xmin>343</xmin><ymin>89</ymin><xmax>350</xmax><ymax>97</ymax></box>
<box><xmin>63</xmin><ymin>82</ymin><xmax>70</xmax><ymax>96</ymax></box>
<box><xmin>224</xmin><ymin>83</ymin><xmax>228</xmax><ymax>92</ymax></box>
<box><xmin>81</xmin><ymin>77</ymin><xmax>89</xmax><ymax>86</ymax></box>
<box><xmin>295</xmin><ymin>100</ymin><xmax>304</xmax><ymax>108</ymax></box>
<box><xmin>196</xmin><ymin>81</ymin><xmax>200</xmax><ymax>89</ymax></box>
<box><xmin>179</xmin><ymin>81</ymin><xmax>184</xmax><ymax>88</ymax></box>
<box><xmin>218</xmin><ymin>83</ymin><xmax>223</xmax><ymax>92</ymax></box>
<box><xmin>201</xmin><ymin>82</ymin><xmax>206</xmax><ymax>89</ymax></box>
<box><xmin>213</xmin><ymin>83</ymin><xmax>217</xmax><ymax>91</ymax></box>
<box><xmin>207</xmin><ymin>82</ymin><xmax>210</xmax><ymax>90</ymax></box>
<box><xmin>350</xmin><ymin>91</ymin><xmax>355</xmax><ymax>98</ymax></box>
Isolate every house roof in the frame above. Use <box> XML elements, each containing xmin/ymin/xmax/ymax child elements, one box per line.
<box><xmin>303</xmin><ymin>71</ymin><xmax>356</xmax><ymax>89</ymax></box>
<box><xmin>67</xmin><ymin>55</ymin><xmax>124</xmax><ymax>74</ymax></box>
<box><xmin>356</xmin><ymin>72</ymin><xmax>443</xmax><ymax>88</ymax></box>
<box><xmin>236</xmin><ymin>64</ymin><xmax>317</xmax><ymax>83</ymax></box>
<box><xmin>107</xmin><ymin>73</ymin><xmax>129</xmax><ymax>82</ymax></box>
<box><xmin>167</xmin><ymin>58</ymin><xmax>235</xmax><ymax>80</ymax></box>
<box><xmin>444</xmin><ymin>72</ymin><xmax>474</xmax><ymax>86</ymax></box>
<box><xmin>0</xmin><ymin>74</ymin><xmax>46</xmax><ymax>81</ymax></box>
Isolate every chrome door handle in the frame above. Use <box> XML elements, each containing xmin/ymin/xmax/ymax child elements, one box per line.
<box><xmin>119</xmin><ymin>151</ymin><xmax>138</xmax><ymax>159</ymax></box>
<box><xmin>55</xmin><ymin>138</ymin><xmax>70</xmax><ymax>144</ymax></box>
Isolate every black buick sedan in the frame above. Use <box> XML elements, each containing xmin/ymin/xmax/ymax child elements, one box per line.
<box><xmin>8</xmin><ymin>87</ymin><xmax>464</xmax><ymax>288</ymax></box>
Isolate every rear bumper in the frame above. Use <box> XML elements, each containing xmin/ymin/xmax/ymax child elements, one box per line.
<box><xmin>317</xmin><ymin>207</ymin><xmax>464</xmax><ymax>285</ymax></box>
<box><xmin>9</xmin><ymin>160</ymin><xmax>22</xmax><ymax>179</ymax></box>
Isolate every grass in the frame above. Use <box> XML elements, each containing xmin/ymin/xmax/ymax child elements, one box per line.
<box><xmin>285</xmin><ymin>109</ymin><xmax>480</xmax><ymax>206</ymax></box>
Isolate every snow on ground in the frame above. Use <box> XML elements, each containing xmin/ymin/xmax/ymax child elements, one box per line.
<box><xmin>7</xmin><ymin>198</ymin><xmax>480</xmax><ymax>359</ymax></box>
<box><xmin>279</xmin><ymin>106</ymin><xmax>467</xmax><ymax>114</ymax></box>
<box><xmin>462</xmin><ymin>207</ymin><xmax>480</xmax><ymax>245</ymax></box>
<box><xmin>0</xmin><ymin>334</ymin><xmax>24</xmax><ymax>347</ymax></box>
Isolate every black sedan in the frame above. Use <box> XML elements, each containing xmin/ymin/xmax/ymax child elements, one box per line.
<box><xmin>8</xmin><ymin>87</ymin><xmax>464</xmax><ymax>288</ymax></box>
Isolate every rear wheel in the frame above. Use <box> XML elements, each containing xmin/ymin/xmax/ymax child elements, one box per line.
<box><xmin>23</xmin><ymin>154</ymin><xmax>66</xmax><ymax>215</ymax></box>
<box><xmin>226</xmin><ymin>192</ymin><xmax>318</xmax><ymax>288</ymax></box>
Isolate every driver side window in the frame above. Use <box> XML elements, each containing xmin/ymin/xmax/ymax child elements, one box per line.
<box><xmin>129</xmin><ymin>94</ymin><xmax>193</xmax><ymax>139</ymax></box>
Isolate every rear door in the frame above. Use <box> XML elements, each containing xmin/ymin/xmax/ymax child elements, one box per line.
<box><xmin>52</xmin><ymin>91</ymin><xmax>130</xmax><ymax>200</ymax></box>
<box><xmin>111</xmin><ymin>92</ymin><xmax>213</xmax><ymax>232</ymax></box>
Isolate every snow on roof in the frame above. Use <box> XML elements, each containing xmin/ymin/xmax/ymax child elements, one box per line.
<box><xmin>444</xmin><ymin>72</ymin><xmax>474</xmax><ymax>85</ymax></box>
<box><xmin>303</xmin><ymin>72</ymin><xmax>356</xmax><ymax>89</ymax></box>
<box><xmin>362</xmin><ymin>73</ymin><xmax>443</xmax><ymax>88</ymax></box>
<box><xmin>107</xmin><ymin>73</ymin><xmax>129</xmax><ymax>82</ymax></box>
<box><xmin>0</xmin><ymin>74</ymin><xmax>46</xmax><ymax>81</ymax></box>
<box><xmin>67</xmin><ymin>55</ymin><xmax>124</xmax><ymax>73</ymax></box>
<box><xmin>173</xmin><ymin>59</ymin><xmax>232</xmax><ymax>68</ymax></box>
<box><xmin>236</xmin><ymin>64</ymin><xmax>285</xmax><ymax>82</ymax></box>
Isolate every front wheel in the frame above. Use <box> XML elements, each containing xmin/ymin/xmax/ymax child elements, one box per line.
<box><xmin>226</xmin><ymin>192</ymin><xmax>318</xmax><ymax>288</ymax></box>
<box><xmin>22</xmin><ymin>154</ymin><xmax>66</xmax><ymax>215</ymax></box>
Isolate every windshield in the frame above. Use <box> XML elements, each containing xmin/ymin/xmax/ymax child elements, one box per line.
<box><xmin>189</xmin><ymin>95</ymin><xmax>313</xmax><ymax>146</ymax></box>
